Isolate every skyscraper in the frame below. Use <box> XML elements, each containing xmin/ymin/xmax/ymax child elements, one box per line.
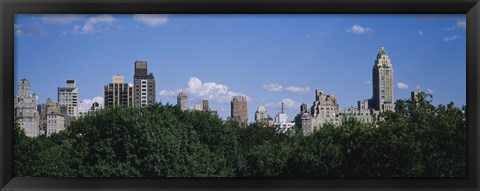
<box><xmin>255</xmin><ymin>106</ymin><xmax>270</xmax><ymax>124</ymax></box>
<box><xmin>133</xmin><ymin>61</ymin><xmax>156</xmax><ymax>107</ymax></box>
<box><xmin>372</xmin><ymin>46</ymin><xmax>394</xmax><ymax>112</ymax></box>
<box><xmin>58</xmin><ymin>80</ymin><xmax>79</xmax><ymax>118</ymax></box>
<box><xmin>104</xmin><ymin>75</ymin><xmax>133</xmax><ymax>108</ymax></box>
<box><xmin>202</xmin><ymin>100</ymin><xmax>209</xmax><ymax>112</ymax></box>
<box><xmin>177</xmin><ymin>92</ymin><xmax>188</xmax><ymax>111</ymax></box>
<box><xmin>231</xmin><ymin>96</ymin><xmax>248</xmax><ymax>124</ymax></box>
<box><xmin>14</xmin><ymin>79</ymin><xmax>39</xmax><ymax>137</ymax></box>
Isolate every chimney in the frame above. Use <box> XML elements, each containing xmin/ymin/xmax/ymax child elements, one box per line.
<box><xmin>281</xmin><ymin>102</ymin><xmax>284</xmax><ymax>113</ymax></box>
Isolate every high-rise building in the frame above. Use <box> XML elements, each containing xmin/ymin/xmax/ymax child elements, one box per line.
<box><xmin>58</xmin><ymin>80</ymin><xmax>79</xmax><ymax>118</ymax></box>
<box><xmin>411</xmin><ymin>91</ymin><xmax>420</xmax><ymax>101</ymax></box>
<box><xmin>372</xmin><ymin>46</ymin><xmax>394</xmax><ymax>112</ymax></box>
<box><xmin>14</xmin><ymin>79</ymin><xmax>39</xmax><ymax>137</ymax></box>
<box><xmin>104</xmin><ymin>75</ymin><xmax>133</xmax><ymax>108</ymax></box>
<box><xmin>133</xmin><ymin>61</ymin><xmax>156</xmax><ymax>107</ymax></box>
<box><xmin>310</xmin><ymin>89</ymin><xmax>339</xmax><ymax>119</ymax></box>
<box><xmin>273</xmin><ymin>103</ymin><xmax>295</xmax><ymax>133</ymax></box>
<box><xmin>358</xmin><ymin>99</ymin><xmax>370</xmax><ymax>111</ymax></box>
<box><xmin>255</xmin><ymin>106</ymin><xmax>271</xmax><ymax>124</ymax></box>
<box><xmin>300</xmin><ymin>103</ymin><xmax>308</xmax><ymax>114</ymax></box>
<box><xmin>177</xmin><ymin>92</ymin><xmax>188</xmax><ymax>111</ymax></box>
<box><xmin>231</xmin><ymin>96</ymin><xmax>248</xmax><ymax>124</ymax></box>
<box><xmin>202</xmin><ymin>100</ymin><xmax>209</xmax><ymax>112</ymax></box>
<box><xmin>91</xmin><ymin>102</ymin><xmax>100</xmax><ymax>112</ymax></box>
<box><xmin>274</xmin><ymin>103</ymin><xmax>288</xmax><ymax>124</ymax></box>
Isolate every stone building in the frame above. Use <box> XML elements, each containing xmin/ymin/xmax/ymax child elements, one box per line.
<box><xmin>310</xmin><ymin>89</ymin><xmax>341</xmax><ymax>125</ymax></box>
<box><xmin>372</xmin><ymin>46</ymin><xmax>394</xmax><ymax>112</ymax></box>
<box><xmin>104</xmin><ymin>75</ymin><xmax>133</xmax><ymax>108</ymax></box>
<box><xmin>38</xmin><ymin>98</ymin><xmax>68</xmax><ymax>136</ymax></box>
<box><xmin>293</xmin><ymin>46</ymin><xmax>396</xmax><ymax>135</ymax></box>
<box><xmin>339</xmin><ymin>107</ymin><xmax>375</xmax><ymax>124</ymax></box>
<box><xmin>295</xmin><ymin>103</ymin><xmax>312</xmax><ymax>134</ymax></box>
<box><xmin>46</xmin><ymin>113</ymin><xmax>65</xmax><ymax>137</ymax></box>
<box><xmin>202</xmin><ymin>100</ymin><xmax>209</xmax><ymax>112</ymax></box>
<box><xmin>14</xmin><ymin>79</ymin><xmax>39</xmax><ymax>137</ymax></box>
<box><xmin>230</xmin><ymin>96</ymin><xmax>248</xmax><ymax>124</ymax></box>
<box><xmin>133</xmin><ymin>61</ymin><xmax>156</xmax><ymax>107</ymax></box>
<box><xmin>177</xmin><ymin>92</ymin><xmax>188</xmax><ymax>111</ymax></box>
<box><xmin>191</xmin><ymin>99</ymin><xmax>218</xmax><ymax>116</ymax></box>
<box><xmin>254</xmin><ymin>106</ymin><xmax>272</xmax><ymax>125</ymax></box>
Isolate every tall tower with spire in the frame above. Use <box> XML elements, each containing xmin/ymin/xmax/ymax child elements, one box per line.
<box><xmin>372</xmin><ymin>46</ymin><xmax>394</xmax><ymax>112</ymax></box>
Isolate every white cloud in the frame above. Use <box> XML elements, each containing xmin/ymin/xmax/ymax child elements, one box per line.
<box><xmin>282</xmin><ymin>98</ymin><xmax>300</xmax><ymax>109</ymax></box>
<box><xmin>60</xmin><ymin>30</ymin><xmax>69</xmax><ymax>36</ymax></box>
<box><xmin>455</xmin><ymin>20</ymin><xmax>466</xmax><ymax>30</ymax></box>
<box><xmin>265</xmin><ymin>98</ymin><xmax>300</xmax><ymax>110</ymax></box>
<box><xmin>447</xmin><ymin>20</ymin><xmax>466</xmax><ymax>31</ymax></box>
<box><xmin>364</xmin><ymin>80</ymin><xmax>371</xmax><ymax>84</ymax></box>
<box><xmin>415</xmin><ymin>85</ymin><xmax>421</xmax><ymax>90</ymax></box>
<box><xmin>73</xmin><ymin>14</ymin><xmax>114</xmax><ymax>35</ymax></box>
<box><xmin>285</xmin><ymin>86</ymin><xmax>310</xmax><ymax>94</ymax></box>
<box><xmin>14</xmin><ymin>24</ymin><xmax>48</xmax><ymax>37</ymax></box>
<box><xmin>346</xmin><ymin>24</ymin><xmax>374</xmax><ymax>34</ymax></box>
<box><xmin>427</xmin><ymin>88</ymin><xmax>434</xmax><ymax>94</ymax></box>
<box><xmin>41</xmin><ymin>14</ymin><xmax>84</xmax><ymax>24</ymax></box>
<box><xmin>79</xmin><ymin>96</ymin><xmax>104</xmax><ymax>112</ymax></box>
<box><xmin>14</xmin><ymin>24</ymin><xmax>22</xmax><ymax>36</ymax></box>
<box><xmin>418</xmin><ymin>30</ymin><xmax>424</xmax><ymax>37</ymax></box>
<box><xmin>159</xmin><ymin>90</ymin><xmax>177</xmax><ymax>97</ymax></box>
<box><xmin>263</xmin><ymin>84</ymin><xmax>283</xmax><ymax>92</ymax></box>
<box><xmin>133</xmin><ymin>14</ymin><xmax>168</xmax><ymax>27</ymax></box>
<box><xmin>185</xmin><ymin>77</ymin><xmax>248</xmax><ymax>103</ymax></box>
<box><xmin>396</xmin><ymin>82</ymin><xmax>409</xmax><ymax>89</ymax></box>
<box><xmin>443</xmin><ymin>35</ymin><xmax>460</xmax><ymax>42</ymax></box>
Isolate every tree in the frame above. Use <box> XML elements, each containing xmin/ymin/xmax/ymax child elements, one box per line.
<box><xmin>14</xmin><ymin>94</ymin><xmax>466</xmax><ymax>177</ymax></box>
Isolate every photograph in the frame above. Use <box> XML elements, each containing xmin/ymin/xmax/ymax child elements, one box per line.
<box><xmin>13</xmin><ymin>14</ymin><xmax>466</xmax><ymax>177</ymax></box>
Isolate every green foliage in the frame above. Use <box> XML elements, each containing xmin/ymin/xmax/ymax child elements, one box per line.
<box><xmin>14</xmin><ymin>94</ymin><xmax>466</xmax><ymax>177</ymax></box>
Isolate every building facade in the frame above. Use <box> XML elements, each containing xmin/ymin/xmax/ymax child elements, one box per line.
<box><xmin>46</xmin><ymin>113</ymin><xmax>65</xmax><ymax>137</ymax></box>
<box><xmin>291</xmin><ymin>46</ymin><xmax>395</xmax><ymax>135</ymax></box>
<box><xmin>202</xmin><ymin>100</ymin><xmax>209</xmax><ymax>112</ymax></box>
<box><xmin>177</xmin><ymin>92</ymin><xmax>188</xmax><ymax>111</ymax></box>
<box><xmin>254</xmin><ymin>106</ymin><xmax>271</xmax><ymax>125</ymax></box>
<box><xmin>231</xmin><ymin>96</ymin><xmax>248</xmax><ymax>124</ymax></box>
<box><xmin>58</xmin><ymin>80</ymin><xmax>79</xmax><ymax>118</ymax></box>
<box><xmin>339</xmin><ymin>107</ymin><xmax>375</xmax><ymax>124</ymax></box>
<box><xmin>133</xmin><ymin>61</ymin><xmax>156</xmax><ymax>107</ymax></box>
<box><xmin>273</xmin><ymin>103</ymin><xmax>295</xmax><ymax>133</ymax></box>
<box><xmin>104</xmin><ymin>75</ymin><xmax>133</xmax><ymax>108</ymax></box>
<box><xmin>91</xmin><ymin>102</ymin><xmax>100</xmax><ymax>112</ymax></box>
<box><xmin>372</xmin><ymin>46</ymin><xmax>394</xmax><ymax>112</ymax></box>
<box><xmin>38</xmin><ymin>98</ymin><xmax>67</xmax><ymax>135</ymax></box>
<box><xmin>310</xmin><ymin>89</ymin><xmax>341</xmax><ymax>124</ymax></box>
<box><xmin>14</xmin><ymin>79</ymin><xmax>39</xmax><ymax>137</ymax></box>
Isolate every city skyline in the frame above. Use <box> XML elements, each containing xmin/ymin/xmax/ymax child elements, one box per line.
<box><xmin>15</xmin><ymin>14</ymin><xmax>466</xmax><ymax>121</ymax></box>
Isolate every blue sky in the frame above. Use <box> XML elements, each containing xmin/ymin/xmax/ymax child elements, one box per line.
<box><xmin>14</xmin><ymin>14</ymin><xmax>466</xmax><ymax>122</ymax></box>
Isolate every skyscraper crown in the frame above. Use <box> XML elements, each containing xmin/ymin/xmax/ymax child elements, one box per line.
<box><xmin>377</xmin><ymin>46</ymin><xmax>388</xmax><ymax>57</ymax></box>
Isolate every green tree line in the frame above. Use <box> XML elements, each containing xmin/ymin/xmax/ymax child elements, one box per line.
<box><xmin>14</xmin><ymin>93</ymin><xmax>466</xmax><ymax>177</ymax></box>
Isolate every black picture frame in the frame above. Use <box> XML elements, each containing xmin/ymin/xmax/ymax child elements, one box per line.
<box><xmin>1</xmin><ymin>0</ymin><xmax>479</xmax><ymax>190</ymax></box>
